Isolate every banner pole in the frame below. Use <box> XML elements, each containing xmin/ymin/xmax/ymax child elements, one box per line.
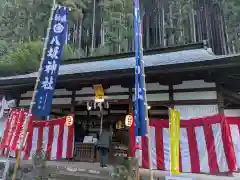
<box><xmin>141</xmin><ymin>32</ymin><xmax>153</xmax><ymax>180</ymax></box>
<box><xmin>169</xmin><ymin>108</ymin><xmax>172</xmax><ymax>177</ymax></box>
<box><xmin>11</xmin><ymin>0</ymin><xmax>56</xmax><ymax>179</ymax></box>
<box><xmin>138</xmin><ymin>21</ymin><xmax>153</xmax><ymax>180</ymax></box>
<box><xmin>137</xmin><ymin>3</ymin><xmax>153</xmax><ymax>180</ymax></box>
<box><xmin>133</xmin><ymin>0</ymin><xmax>153</xmax><ymax>179</ymax></box>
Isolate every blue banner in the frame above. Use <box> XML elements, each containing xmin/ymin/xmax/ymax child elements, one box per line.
<box><xmin>32</xmin><ymin>6</ymin><xmax>69</xmax><ymax>117</ymax></box>
<box><xmin>134</xmin><ymin>0</ymin><xmax>147</xmax><ymax>136</ymax></box>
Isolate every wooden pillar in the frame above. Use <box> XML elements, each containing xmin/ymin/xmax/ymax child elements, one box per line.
<box><xmin>128</xmin><ymin>87</ymin><xmax>135</xmax><ymax>157</ymax></box>
<box><xmin>216</xmin><ymin>82</ymin><xmax>224</xmax><ymax>114</ymax></box>
<box><xmin>15</xmin><ymin>94</ymin><xmax>21</xmax><ymax>107</ymax></box>
<box><xmin>128</xmin><ymin>87</ymin><xmax>139</xmax><ymax>180</ymax></box>
<box><xmin>128</xmin><ymin>88</ymin><xmax>133</xmax><ymax>113</ymax></box>
<box><xmin>70</xmin><ymin>90</ymin><xmax>76</xmax><ymax>161</ymax></box>
<box><xmin>71</xmin><ymin>90</ymin><xmax>76</xmax><ymax>113</ymax></box>
<box><xmin>169</xmin><ymin>84</ymin><xmax>174</xmax><ymax>108</ymax></box>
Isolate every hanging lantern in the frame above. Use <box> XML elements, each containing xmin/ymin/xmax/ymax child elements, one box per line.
<box><xmin>125</xmin><ymin>114</ymin><xmax>133</xmax><ymax>127</ymax></box>
<box><xmin>93</xmin><ymin>84</ymin><xmax>104</xmax><ymax>103</ymax></box>
<box><xmin>65</xmin><ymin>116</ymin><xmax>74</xmax><ymax>126</ymax></box>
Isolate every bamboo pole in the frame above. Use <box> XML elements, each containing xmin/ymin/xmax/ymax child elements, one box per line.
<box><xmin>11</xmin><ymin>0</ymin><xmax>56</xmax><ymax>179</ymax></box>
<box><xmin>90</xmin><ymin>0</ymin><xmax>96</xmax><ymax>56</ymax></box>
<box><xmin>139</xmin><ymin>20</ymin><xmax>154</xmax><ymax>180</ymax></box>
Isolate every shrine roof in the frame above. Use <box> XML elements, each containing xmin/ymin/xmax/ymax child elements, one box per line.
<box><xmin>0</xmin><ymin>42</ymin><xmax>240</xmax><ymax>86</ymax></box>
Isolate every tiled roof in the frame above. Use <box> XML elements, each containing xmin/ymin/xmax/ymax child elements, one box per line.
<box><xmin>1</xmin><ymin>47</ymin><xmax>236</xmax><ymax>81</ymax></box>
<box><xmin>0</xmin><ymin>48</ymin><xmax>217</xmax><ymax>80</ymax></box>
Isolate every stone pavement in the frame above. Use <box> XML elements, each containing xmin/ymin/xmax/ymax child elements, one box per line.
<box><xmin>0</xmin><ymin>158</ymin><xmax>239</xmax><ymax>180</ymax></box>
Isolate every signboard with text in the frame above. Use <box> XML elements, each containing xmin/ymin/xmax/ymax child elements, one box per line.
<box><xmin>93</xmin><ymin>84</ymin><xmax>104</xmax><ymax>102</ymax></box>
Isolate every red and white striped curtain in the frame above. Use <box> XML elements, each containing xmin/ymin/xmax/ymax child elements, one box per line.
<box><xmin>0</xmin><ymin>111</ymin><xmax>74</xmax><ymax>160</ymax></box>
<box><xmin>130</xmin><ymin>114</ymin><xmax>239</xmax><ymax>174</ymax></box>
<box><xmin>22</xmin><ymin>118</ymin><xmax>75</xmax><ymax>160</ymax></box>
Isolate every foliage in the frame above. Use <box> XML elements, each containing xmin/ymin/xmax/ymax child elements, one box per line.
<box><xmin>0</xmin><ymin>40</ymin><xmax>84</xmax><ymax>76</ymax></box>
<box><xmin>222</xmin><ymin>0</ymin><xmax>240</xmax><ymax>53</ymax></box>
<box><xmin>0</xmin><ymin>0</ymin><xmax>240</xmax><ymax>76</ymax></box>
<box><xmin>112</xmin><ymin>157</ymin><xmax>138</xmax><ymax>180</ymax></box>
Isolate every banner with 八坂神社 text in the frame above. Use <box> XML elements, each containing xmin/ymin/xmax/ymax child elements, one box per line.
<box><xmin>32</xmin><ymin>6</ymin><xmax>69</xmax><ymax>117</ymax></box>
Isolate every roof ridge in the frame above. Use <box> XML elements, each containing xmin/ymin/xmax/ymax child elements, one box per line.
<box><xmin>63</xmin><ymin>42</ymin><xmax>205</xmax><ymax>65</ymax></box>
<box><xmin>205</xmin><ymin>48</ymin><xmax>216</xmax><ymax>56</ymax></box>
<box><xmin>0</xmin><ymin>47</ymin><xmax>218</xmax><ymax>81</ymax></box>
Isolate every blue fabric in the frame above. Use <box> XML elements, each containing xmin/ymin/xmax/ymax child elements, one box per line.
<box><xmin>99</xmin><ymin>147</ymin><xmax>108</xmax><ymax>165</ymax></box>
<box><xmin>33</xmin><ymin>6</ymin><xmax>69</xmax><ymax>117</ymax></box>
<box><xmin>134</xmin><ymin>0</ymin><xmax>147</xmax><ymax>136</ymax></box>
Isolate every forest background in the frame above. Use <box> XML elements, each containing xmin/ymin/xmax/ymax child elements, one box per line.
<box><xmin>0</xmin><ymin>0</ymin><xmax>239</xmax><ymax>76</ymax></box>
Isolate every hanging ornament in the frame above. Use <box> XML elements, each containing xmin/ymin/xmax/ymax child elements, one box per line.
<box><xmin>87</xmin><ymin>101</ymin><xmax>92</xmax><ymax>111</ymax></box>
<box><xmin>65</xmin><ymin>116</ymin><xmax>74</xmax><ymax>126</ymax></box>
<box><xmin>98</xmin><ymin>102</ymin><xmax>103</xmax><ymax>111</ymax></box>
<box><xmin>94</xmin><ymin>101</ymin><xmax>97</xmax><ymax>109</ymax></box>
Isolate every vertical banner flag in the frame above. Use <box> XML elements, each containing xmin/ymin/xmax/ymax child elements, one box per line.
<box><xmin>169</xmin><ymin>108</ymin><xmax>181</xmax><ymax>175</ymax></box>
<box><xmin>134</xmin><ymin>0</ymin><xmax>147</xmax><ymax>136</ymax></box>
<box><xmin>33</xmin><ymin>6</ymin><xmax>69</xmax><ymax>117</ymax></box>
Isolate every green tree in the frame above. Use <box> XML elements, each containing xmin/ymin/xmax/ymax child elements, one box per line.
<box><xmin>101</xmin><ymin>0</ymin><xmax>133</xmax><ymax>53</ymax></box>
<box><xmin>0</xmin><ymin>0</ymin><xmax>240</xmax><ymax>76</ymax></box>
<box><xmin>0</xmin><ymin>41</ymin><xmax>83</xmax><ymax>76</ymax></box>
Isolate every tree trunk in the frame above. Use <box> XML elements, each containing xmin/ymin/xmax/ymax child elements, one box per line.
<box><xmin>78</xmin><ymin>19</ymin><xmax>82</xmax><ymax>49</ymax></box>
<box><xmin>224</xmin><ymin>23</ymin><xmax>231</xmax><ymax>53</ymax></box>
<box><xmin>178</xmin><ymin>5</ymin><xmax>184</xmax><ymax>44</ymax></box>
<box><xmin>161</xmin><ymin>3</ymin><xmax>166</xmax><ymax>47</ymax></box>
<box><xmin>219</xmin><ymin>15</ymin><xmax>227</xmax><ymax>54</ymax></box>
<box><xmin>169</xmin><ymin>2</ymin><xmax>174</xmax><ymax>45</ymax></box>
<box><xmin>204</xmin><ymin>1</ymin><xmax>211</xmax><ymax>45</ymax></box>
<box><xmin>118</xmin><ymin>6</ymin><xmax>122</xmax><ymax>53</ymax></box>
<box><xmin>146</xmin><ymin>13</ymin><xmax>150</xmax><ymax>49</ymax></box>
<box><xmin>91</xmin><ymin>0</ymin><xmax>96</xmax><ymax>56</ymax></box>
<box><xmin>190</xmin><ymin>0</ymin><xmax>196</xmax><ymax>43</ymax></box>
<box><xmin>101</xmin><ymin>19</ymin><xmax>105</xmax><ymax>46</ymax></box>
<box><xmin>28</xmin><ymin>14</ymin><xmax>31</xmax><ymax>41</ymax></box>
<box><xmin>157</xmin><ymin>1</ymin><xmax>162</xmax><ymax>46</ymax></box>
<box><xmin>73</xmin><ymin>23</ymin><xmax>76</xmax><ymax>44</ymax></box>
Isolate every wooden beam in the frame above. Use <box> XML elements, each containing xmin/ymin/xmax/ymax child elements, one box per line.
<box><xmin>149</xmin><ymin>99</ymin><xmax>218</xmax><ymax>106</ymax></box>
<box><xmin>219</xmin><ymin>86</ymin><xmax>240</xmax><ymax>104</ymax></box>
<box><xmin>20</xmin><ymin>87</ymin><xmax>216</xmax><ymax>100</ymax></box>
<box><xmin>224</xmin><ymin>95</ymin><xmax>240</xmax><ymax>105</ymax></box>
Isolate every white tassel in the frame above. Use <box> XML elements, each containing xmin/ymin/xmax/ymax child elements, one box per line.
<box><xmin>94</xmin><ymin>101</ymin><xmax>97</xmax><ymax>109</ymax></box>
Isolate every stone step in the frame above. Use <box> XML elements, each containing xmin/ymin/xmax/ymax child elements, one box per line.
<box><xmin>53</xmin><ymin>171</ymin><xmax>111</xmax><ymax>180</ymax></box>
